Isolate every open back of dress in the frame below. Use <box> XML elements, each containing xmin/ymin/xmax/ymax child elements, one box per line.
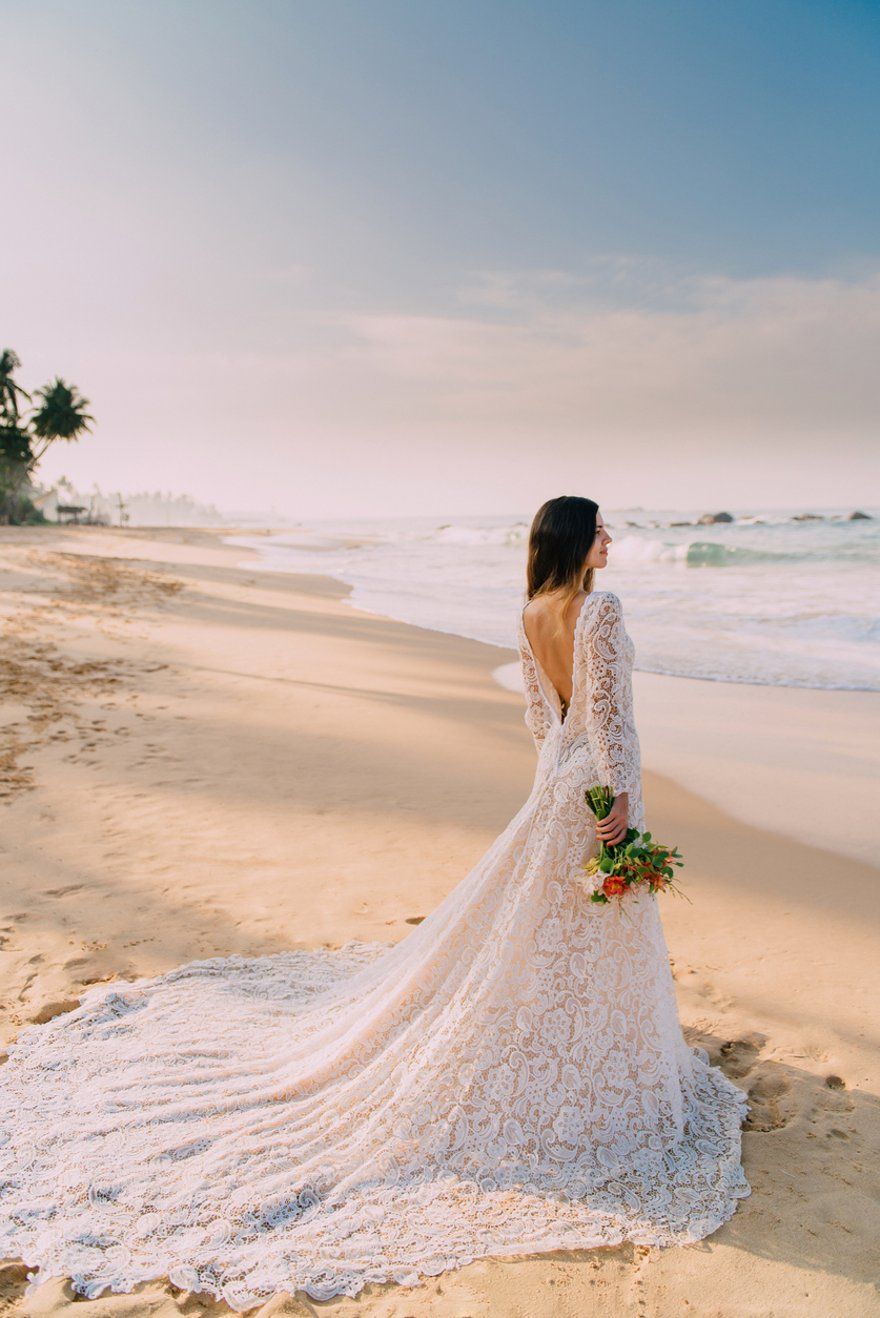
<box><xmin>0</xmin><ymin>590</ymin><xmax>750</xmax><ymax>1308</ymax></box>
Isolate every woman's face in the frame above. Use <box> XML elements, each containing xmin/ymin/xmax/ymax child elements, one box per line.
<box><xmin>585</xmin><ymin>512</ymin><xmax>612</xmax><ymax>569</ymax></box>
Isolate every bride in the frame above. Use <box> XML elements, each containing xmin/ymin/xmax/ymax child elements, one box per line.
<box><xmin>0</xmin><ymin>495</ymin><xmax>750</xmax><ymax>1309</ymax></box>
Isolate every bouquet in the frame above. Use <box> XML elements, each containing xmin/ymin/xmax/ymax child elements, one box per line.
<box><xmin>583</xmin><ymin>784</ymin><xmax>687</xmax><ymax>905</ymax></box>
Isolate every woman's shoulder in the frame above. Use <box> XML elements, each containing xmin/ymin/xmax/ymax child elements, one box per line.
<box><xmin>581</xmin><ymin>590</ymin><xmax>626</xmax><ymax>637</ymax></box>
<box><xmin>586</xmin><ymin>588</ymin><xmax>623</xmax><ymax>613</ymax></box>
<box><xmin>521</xmin><ymin>589</ymin><xmax>624</xmax><ymax>629</ymax></box>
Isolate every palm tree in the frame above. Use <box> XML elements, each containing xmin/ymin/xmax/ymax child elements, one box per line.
<box><xmin>0</xmin><ymin>353</ymin><xmax>95</xmax><ymax>524</ymax></box>
<box><xmin>0</xmin><ymin>348</ymin><xmax>31</xmax><ymax>423</ymax></box>
<box><xmin>28</xmin><ymin>377</ymin><xmax>94</xmax><ymax>468</ymax></box>
<box><xmin>0</xmin><ymin>425</ymin><xmax>31</xmax><ymax>465</ymax></box>
<box><xmin>0</xmin><ymin>352</ymin><xmax>34</xmax><ymax>519</ymax></box>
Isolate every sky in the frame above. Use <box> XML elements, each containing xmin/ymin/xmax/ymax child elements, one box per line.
<box><xmin>4</xmin><ymin>0</ymin><xmax>879</xmax><ymax>518</ymax></box>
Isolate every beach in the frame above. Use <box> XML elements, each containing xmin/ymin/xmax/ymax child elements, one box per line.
<box><xmin>0</xmin><ymin>524</ymin><xmax>877</xmax><ymax>1316</ymax></box>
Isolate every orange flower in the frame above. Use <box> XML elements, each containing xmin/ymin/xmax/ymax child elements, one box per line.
<box><xmin>602</xmin><ymin>874</ymin><xmax>627</xmax><ymax>898</ymax></box>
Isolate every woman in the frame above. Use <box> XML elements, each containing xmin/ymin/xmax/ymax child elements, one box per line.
<box><xmin>0</xmin><ymin>495</ymin><xmax>750</xmax><ymax>1309</ymax></box>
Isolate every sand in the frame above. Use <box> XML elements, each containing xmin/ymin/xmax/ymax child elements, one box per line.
<box><xmin>0</xmin><ymin>524</ymin><xmax>877</xmax><ymax>1317</ymax></box>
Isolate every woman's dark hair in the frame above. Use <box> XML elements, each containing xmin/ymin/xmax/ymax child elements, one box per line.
<box><xmin>526</xmin><ymin>495</ymin><xmax>600</xmax><ymax>603</ymax></box>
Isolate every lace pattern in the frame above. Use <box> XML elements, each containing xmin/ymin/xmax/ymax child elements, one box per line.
<box><xmin>583</xmin><ymin>592</ymin><xmax>642</xmax><ymax>797</ymax></box>
<box><xmin>0</xmin><ymin>592</ymin><xmax>750</xmax><ymax>1309</ymax></box>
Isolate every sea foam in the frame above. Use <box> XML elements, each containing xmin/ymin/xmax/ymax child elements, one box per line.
<box><xmin>229</xmin><ymin>506</ymin><xmax>880</xmax><ymax>691</ymax></box>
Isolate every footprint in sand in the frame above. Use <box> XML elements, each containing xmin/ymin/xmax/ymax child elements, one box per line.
<box><xmin>817</xmin><ymin>1075</ymin><xmax>855</xmax><ymax>1115</ymax></box>
<box><xmin>744</xmin><ymin>1071</ymin><xmax>795</xmax><ymax>1132</ymax></box>
<box><xmin>29</xmin><ymin>998</ymin><xmax>81</xmax><ymax>1025</ymax></box>
<box><xmin>0</xmin><ymin>1261</ymin><xmax>29</xmax><ymax>1306</ymax></box>
<box><xmin>717</xmin><ymin>1036</ymin><xmax>764</xmax><ymax>1079</ymax></box>
<box><xmin>63</xmin><ymin>955</ymin><xmax>95</xmax><ymax>972</ymax></box>
<box><xmin>702</xmin><ymin>982</ymin><xmax>735</xmax><ymax>1010</ymax></box>
<box><xmin>42</xmin><ymin>884</ymin><xmax>83</xmax><ymax>898</ymax></box>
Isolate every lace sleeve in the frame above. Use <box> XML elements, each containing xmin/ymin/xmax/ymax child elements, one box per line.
<box><xmin>518</xmin><ymin>630</ymin><xmax>551</xmax><ymax>752</ymax></box>
<box><xmin>583</xmin><ymin>592</ymin><xmax>639</xmax><ymax>796</ymax></box>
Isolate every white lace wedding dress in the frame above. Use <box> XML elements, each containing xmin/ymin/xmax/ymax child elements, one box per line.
<box><xmin>0</xmin><ymin>590</ymin><xmax>750</xmax><ymax>1309</ymax></box>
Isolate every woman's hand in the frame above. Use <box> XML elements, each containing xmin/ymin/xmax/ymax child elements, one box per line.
<box><xmin>595</xmin><ymin>792</ymin><xmax>629</xmax><ymax>847</ymax></box>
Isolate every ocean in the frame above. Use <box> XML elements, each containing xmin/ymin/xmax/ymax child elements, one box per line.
<box><xmin>228</xmin><ymin>505</ymin><xmax>880</xmax><ymax>692</ymax></box>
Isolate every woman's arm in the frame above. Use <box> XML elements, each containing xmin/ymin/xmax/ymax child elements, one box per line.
<box><xmin>519</xmin><ymin>634</ymin><xmax>551</xmax><ymax>751</ymax></box>
<box><xmin>584</xmin><ymin>593</ymin><xmax>639</xmax><ymax>842</ymax></box>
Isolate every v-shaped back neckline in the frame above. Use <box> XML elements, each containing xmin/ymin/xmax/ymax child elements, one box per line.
<box><xmin>519</xmin><ymin>591</ymin><xmax>599</xmax><ymax>727</ymax></box>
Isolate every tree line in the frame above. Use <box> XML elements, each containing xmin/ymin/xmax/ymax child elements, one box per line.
<box><xmin>0</xmin><ymin>348</ymin><xmax>93</xmax><ymax>524</ymax></box>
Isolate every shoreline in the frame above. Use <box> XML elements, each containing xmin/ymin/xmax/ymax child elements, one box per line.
<box><xmin>225</xmin><ymin>529</ymin><xmax>878</xmax><ymax>867</ymax></box>
<box><xmin>219</xmin><ymin>520</ymin><xmax>880</xmax><ymax>695</ymax></box>
<box><xmin>0</xmin><ymin>523</ymin><xmax>877</xmax><ymax>1316</ymax></box>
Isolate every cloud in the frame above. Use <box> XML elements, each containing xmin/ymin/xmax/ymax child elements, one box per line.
<box><xmin>307</xmin><ymin>267</ymin><xmax>880</xmax><ymax>455</ymax></box>
<box><xmin>34</xmin><ymin>262</ymin><xmax>880</xmax><ymax>515</ymax></box>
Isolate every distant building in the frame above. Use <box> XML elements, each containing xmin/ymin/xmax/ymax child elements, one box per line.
<box><xmin>57</xmin><ymin>503</ymin><xmax>88</xmax><ymax>524</ymax></box>
<box><xmin>31</xmin><ymin>488</ymin><xmax>58</xmax><ymax>519</ymax></box>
